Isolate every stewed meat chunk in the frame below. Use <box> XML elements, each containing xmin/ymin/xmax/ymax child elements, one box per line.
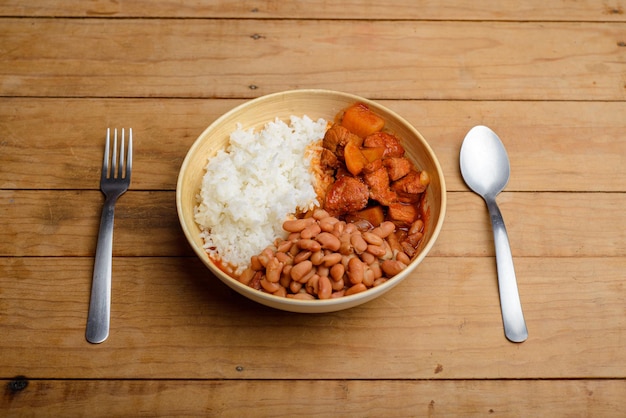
<box><xmin>383</xmin><ymin>157</ymin><xmax>412</xmax><ymax>181</ymax></box>
<box><xmin>363</xmin><ymin>167</ymin><xmax>398</xmax><ymax>206</ymax></box>
<box><xmin>391</xmin><ymin>170</ymin><xmax>427</xmax><ymax>202</ymax></box>
<box><xmin>323</xmin><ymin>124</ymin><xmax>362</xmax><ymax>158</ymax></box>
<box><xmin>324</xmin><ymin>176</ymin><xmax>369</xmax><ymax>216</ymax></box>
<box><xmin>320</xmin><ymin>148</ymin><xmax>340</xmax><ymax>169</ymax></box>
<box><xmin>363</xmin><ymin>132</ymin><xmax>405</xmax><ymax>158</ymax></box>
<box><xmin>387</xmin><ymin>202</ymin><xmax>418</xmax><ymax>226</ymax></box>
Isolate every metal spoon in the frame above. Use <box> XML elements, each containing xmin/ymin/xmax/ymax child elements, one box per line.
<box><xmin>460</xmin><ymin>125</ymin><xmax>528</xmax><ymax>343</ymax></box>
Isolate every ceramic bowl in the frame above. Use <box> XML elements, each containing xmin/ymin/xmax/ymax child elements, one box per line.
<box><xmin>176</xmin><ymin>89</ymin><xmax>446</xmax><ymax>313</ymax></box>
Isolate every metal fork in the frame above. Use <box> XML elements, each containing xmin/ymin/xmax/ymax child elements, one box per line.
<box><xmin>86</xmin><ymin>128</ymin><xmax>133</xmax><ymax>344</ymax></box>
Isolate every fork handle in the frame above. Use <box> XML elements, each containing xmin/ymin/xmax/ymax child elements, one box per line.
<box><xmin>86</xmin><ymin>196</ymin><xmax>117</xmax><ymax>343</ymax></box>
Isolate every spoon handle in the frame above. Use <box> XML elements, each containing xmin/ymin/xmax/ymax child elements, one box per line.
<box><xmin>485</xmin><ymin>198</ymin><xmax>528</xmax><ymax>342</ymax></box>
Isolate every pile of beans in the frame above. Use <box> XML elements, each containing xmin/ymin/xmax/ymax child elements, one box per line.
<box><xmin>237</xmin><ymin>208</ymin><xmax>424</xmax><ymax>300</ymax></box>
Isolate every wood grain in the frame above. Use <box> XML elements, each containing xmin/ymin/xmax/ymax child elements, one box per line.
<box><xmin>1</xmin><ymin>19</ymin><xmax>625</xmax><ymax>100</ymax></box>
<box><xmin>3</xmin><ymin>379</ymin><xmax>626</xmax><ymax>417</ymax></box>
<box><xmin>1</xmin><ymin>256</ymin><xmax>625</xmax><ymax>379</ymax></box>
<box><xmin>2</xmin><ymin>0</ymin><xmax>626</xmax><ymax>21</ymax></box>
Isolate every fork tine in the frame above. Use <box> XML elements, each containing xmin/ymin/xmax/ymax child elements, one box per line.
<box><xmin>126</xmin><ymin>128</ymin><xmax>133</xmax><ymax>179</ymax></box>
<box><xmin>102</xmin><ymin>128</ymin><xmax>133</xmax><ymax>180</ymax></box>
<box><xmin>112</xmin><ymin>128</ymin><xmax>118</xmax><ymax>179</ymax></box>
<box><xmin>103</xmin><ymin>128</ymin><xmax>111</xmax><ymax>179</ymax></box>
<box><xmin>118</xmin><ymin>129</ymin><xmax>125</xmax><ymax>179</ymax></box>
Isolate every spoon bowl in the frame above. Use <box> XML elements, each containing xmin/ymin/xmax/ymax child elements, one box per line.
<box><xmin>460</xmin><ymin>125</ymin><xmax>528</xmax><ymax>343</ymax></box>
<box><xmin>460</xmin><ymin>126</ymin><xmax>510</xmax><ymax>198</ymax></box>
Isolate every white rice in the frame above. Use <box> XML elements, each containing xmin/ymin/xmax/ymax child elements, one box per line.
<box><xmin>194</xmin><ymin>115</ymin><xmax>328</xmax><ymax>275</ymax></box>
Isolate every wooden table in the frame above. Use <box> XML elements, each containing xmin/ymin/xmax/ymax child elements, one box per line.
<box><xmin>2</xmin><ymin>2</ymin><xmax>625</xmax><ymax>416</ymax></box>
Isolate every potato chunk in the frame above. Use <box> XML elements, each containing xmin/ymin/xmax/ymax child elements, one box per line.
<box><xmin>341</xmin><ymin>103</ymin><xmax>385</xmax><ymax>138</ymax></box>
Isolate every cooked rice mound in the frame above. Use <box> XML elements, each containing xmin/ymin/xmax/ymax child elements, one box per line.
<box><xmin>194</xmin><ymin>115</ymin><xmax>328</xmax><ymax>275</ymax></box>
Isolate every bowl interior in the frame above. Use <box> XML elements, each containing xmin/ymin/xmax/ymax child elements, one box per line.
<box><xmin>176</xmin><ymin>89</ymin><xmax>446</xmax><ymax>313</ymax></box>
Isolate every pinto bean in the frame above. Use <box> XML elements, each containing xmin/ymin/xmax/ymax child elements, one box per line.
<box><xmin>313</xmin><ymin>208</ymin><xmax>330</xmax><ymax>220</ymax></box>
<box><xmin>360</xmin><ymin>251</ymin><xmax>376</xmax><ymax>265</ymax></box>
<box><xmin>345</xmin><ymin>283</ymin><xmax>367</xmax><ymax>296</ymax></box>
<box><xmin>257</xmin><ymin>247</ymin><xmax>274</xmax><ymax>267</ymax></box>
<box><xmin>319</xmin><ymin>216</ymin><xmax>339</xmax><ymax>232</ymax></box>
<box><xmin>261</xmin><ymin>278</ymin><xmax>281</xmax><ymax>293</ymax></box>
<box><xmin>366</xmin><ymin>244</ymin><xmax>387</xmax><ymax>258</ymax></box>
<box><xmin>280</xmin><ymin>272</ymin><xmax>292</xmax><ymax>289</ymax></box>
<box><xmin>316</xmin><ymin>232</ymin><xmax>341</xmax><ymax>251</ymax></box>
<box><xmin>289</xmin><ymin>292</ymin><xmax>315</xmax><ymax>300</ymax></box>
<box><xmin>381</xmin><ymin>260</ymin><xmax>407</xmax><ymax>277</ymax></box>
<box><xmin>373</xmin><ymin>277</ymin><xmax>387</xmax><ymax>287</ymax></box>
<box><xmin>298</xmin><ymin>268</ymin><xmax>316</xmax><ymax>284</ymax></box>
<box><xmin>350</xmin><ymin>233</ymin><xmax>368</xmax><ymax>253</ymax></box>
<box><xmin>342</xmin><ymin>254</ymin><xmax>355</xmax><ymax>269</ymax></box>
<box><xmin>362</xmin><ymin>231</ymin><xmax>384</xmax><ymax>246</ymax></box>
<box><xmin>339</xmin><ymin>233</ymin><xmax>353</xmax><ymax>255</ymax></box>
<box><xmin>386</xmin><ymin>231</ymin><xmax>403</xmax><ymax>254</ymax></box>
<box><xmin>316</xmin><ymin>265</ymin><xmax>330</xmax><ymax>278</ymax></box>
<box><xmin>265</xmin><ymin>257</ymin><xmax>284</xmax><ymax>283</ymax></box>
<box><xmin>323</xmin><ymin>252</ymin><xmax>343</xmax><ymax>267</ymax></box>
<box><xmin>396</xmin><ymin>251</ymin><xmax>411</xmax><ymax>265</ymax></box>
<box><xmin>305</xmin><ymin>275</ymin><xmax>320</xmax><ymax>296</ymax></box>
<box><xmin>381</xmin><ymin>240</ymin><xmax>393</xmax><ymax>260</ymax></box>
<box><xmin>347</xmin><ymin>257</ymin><xmax>365</xmax><ymax>285</ymax></box>
<box><xmin>344</xmin><ymin>222</ymin><xmax>357</xmax><ymax>235</ymax></box>
<box><xmin>282</xmin><ymin>264</ymin><xmax>292</xmax><ymax>278</ymax></box>
<box><xmin>372</xmin><ymin>221</ymin><xmax>396</xmax><ymax>238</ymax></box>
<box><xmin>239</xmin><ymin>268</ymin><xmax>256</xmax><ymax>285</ymax></box>
<box><xmin>275</xmin><ymin>251</ymin><xmax>292</xmax><ymax>265</ymax></box>
<box><xmin>363</xmin><ymin>267</ymin><xmax>375</xmax><ymax>287</ymax></box>
<box><xmin>318</xmin><ymin>276</ymin><xmax>333</xmax><ymax>299</ymax></box>
<box><xmin>409</xmin><ymin>219</ymin><xmax>424</xmax><ymax>235</ymax></box>
<box><xmin>289</xmin><ymin>280</ymin><xmax>302</xmax><ymax>293</ymax></box>
<box><xmin>301</xmin><ymin>223</ymin><xmax>322</xmax><ymax>239</ymax></box>
<box><xmin>310</xmin><ymin>250</ymin><xmax>325</xmax><ymax>265</ymax></box>
<box><xmin>330</xmin><ymin>263</ymin><xmax>345</xmax><ymax>282</ymax></box>
<box><xmin>405</xmin><ymin>232</ymin><xmax>424</xmax><ymax>247</ymax></box>
<box><xmin>401</xmin><ymin>241</ymin><xmax>416</xmax><ymax>258</ymax></box>
<box><xmin>249</xmin><ymin>271</ymin><xmax>262</xmax><ymax>290</ymax></box>
<box><xmin>332</xmin><ymin>220</ymin><xmax>345</xmax><ymax>237</ymax></box>
<box><xmin>298</xmin><ymin>239</ymin><xmax>322</xmax><ymax>252</ymax></box>
<box><xmin>283</xmin><ymin>217</ymin><xmax>316</xmax><ymax>233</ymax></box>
<box><xmin>273</xmin><ymin>286</ymin><xmax>287</xmax><ymax>298</ymax></box>
<box><xmin>276</xmin><ymin>240</ymin><xmax>293</xmax><ymax>253</ymax></box>
<box><xmin>289</xmin><ymin>241</ymin><xmax>300</xmax><ymax>256</ymax></box>
<box><xmin>368</xmin><ymin>262</ymin><xmax>382</xmax><ymax>279</ymax></box>
<box><xmin>331</xmin><ymin>277</ymin><xmax>345</xmax><ymax>291</ymax></box>
<box><xmin>290</xmin><ymin>260</ymin><xmax>313</xmax><ymax>282</ymax></box>
<box><xmin>250</xmin><ymin>255</ymin><xmax>263</xmax><ymax>271</ymax></box>
<box><xmin>294</xmin><ymin>250</ymin><xmax>312</xmax><ymax>264</ymax></box>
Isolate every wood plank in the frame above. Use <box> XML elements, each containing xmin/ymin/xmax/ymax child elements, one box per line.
<box><xmin>2</xmin><ymin>378</ymin><xmax>626</xmax><ymax>417</ymax></box>
<box><xmin>1</xmin><ymin>190</ymin><xmax>624</xmax><ymax>258</ymax></box>
<box><xmin>2</xmin><ymin>0</ymin><xmax>626</xmax><ymax>22</ymax></box>
<box><xmin>1</xmin><ymin>256</ymin><xmax>624</xmax><ymax>379</ymax></box>
<box><xmin>1</xmin><ymin>98</ymin><xmax>625</xmax><ymax>192</ymax></box>
<box><xmin>0</xmin><ymin>190</ymin><xmax>188</xmax><ymax>257</ymax></box>
<box><xmin>1</xmin><ymin>19</ymin><xmax>625</xmax><ymax>100</ymax></box>
<box><xmin>0</xmin><ymin>98</ymin><xmax>245</xmax><ymax>191</ymax></box>
<box><xmin>439</xmin><ymin>191</ymin><xmax>626</xmax><ymax>258</ymax></box>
